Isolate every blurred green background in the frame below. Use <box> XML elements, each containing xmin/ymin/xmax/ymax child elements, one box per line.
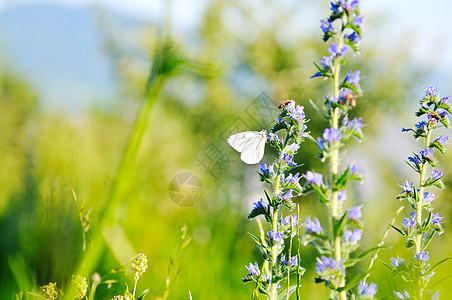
<box><xmin>1</xmin><ymin>0</ymin><xmax>452</xmax><ymax>299</ymax></box>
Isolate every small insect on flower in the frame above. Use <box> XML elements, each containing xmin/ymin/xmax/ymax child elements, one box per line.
<box><xmin>345</xmin><ymin>92</ymin><xmax>356</xmax><ymax>108</ymax></box>
<box><xmin>279</xmin><ymin>99</ymin><xmax>293</xmax><ymax>109</ymax></box>
<box><xmin>227</xmin><ymin>130</ymin><xmax>267</xmax><ymax>164</ymax></box>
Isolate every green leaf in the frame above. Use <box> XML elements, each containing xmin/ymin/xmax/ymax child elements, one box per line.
<box><xmin>309</xmin><ymin>99</ymin><xmax>329</xmax><ymax>120</ymax></box>
<box><xmin>427</xmin><ymin>257</ymin><xmax>452</xmax><ymax>274</ymax></box>
<box><xmin>387</xmin><ymin>222</ymin><xmax>406</xmax><ymax>236</ymax></box>
<box><xmin>337</xmin><ymin>272</ymin><xmax>367</xmax><ymax>293</ymax></box>
<box><xmin>277</xmin><ymin>285</ymin><xmax>298</xmax><ymax>300</ymax></box>
<box><xmin>137</xmin><ymin>289</ymin><xmax>149</xmax><ymax>300</ymax></box>
<box><xmin>333</xmin><ymin>211</ymin><xmax>349</xmax><ymax>238</ymax></box>
<box><xmin>264</xmin><ymin>189</ymin><xmax>275</xmax><ymax>207</ymax></box>
<box><xmin>440</xmin><ymin>116</ymin><xmax>451</xmax><ymax>129</ymax></box>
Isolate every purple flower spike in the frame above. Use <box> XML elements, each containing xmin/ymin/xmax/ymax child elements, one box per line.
<box><xmin>321</xmin><ymin>56</ymin><xmax>333</xmax><ymax>69</ymax></box>
<box><xmin>246</xmin><ymin>262</ymin><xmax>260</xmax><ymax>277</ymax></box>
<box><xmin>415</xmin><ymin>251</ymin><xmax>429</xmax><ymax>262</ymax></box>
<box><xmin>435</xmin><ymin>134</ymin><xmax>449</xmax><ymax>146</ymax></box>
<box><xmin>328</xmin><ymin>43</ymin><xmax>348</xmax><ymax>57</ymax></box>
<box><xmin>316</xmin><ymin>256</ymin><xmax>337</xmax><ymax>274</ymax></box>
<box><xmin>431</xmin><ymin>169</ymin><xmax>444</xmax><ymax>181</ymax></box>
<box><xmin>290</xmin><ymin>255</ymin><xmax>298</xmax><ymax>267</ymax></box>
<box><xmin>358</xmin><ymin>282</ymin><xmax>377</xmax><ymax>297</ymax></box>
<box><xmin>345</xmin><ymin>70</ymin><xmax>361</xmax><ymax>85</ymax></box>
<box><xmin>391</xmin><ymin>256</ymin><xmax>404</xmax><ymax>268</ymax></box>
<box><xmin>400</xmin><ymin>180</ymin><xmax>414</xmax><ymax>193</ymax></box>
<box><xmin>321</xmin><ymin>19</ymin><xmax>334</xmax><ymax>34</ymax></box>
<box><xmin>304</xmin><ymin>217</ymin><xmax>322</xmax><ymax>234</ymax></box>
<box><xmin>322</xmin><ymin>127</ymin><xmax>343</xmax><ymax>142</ymax></box>
<box><xmin>420</xmin><ymin>148</ymin><xmax>435</xmax><ymax>158</ymax></box>
<box><xmin>305</xmin><ymin>171</ymin><xmax>323</xmax><ymax>185</ymax></box>
<box><xmin>267</xmin><ymin>230</ymin><xmax>284</xmax><ymax>243</ymax></box>
<box><xmin>260</xmin><ymin>163</ymin><xmax>273</xmax><ymax>175</ymax></box>
<box><xmin>432</xmin><ymin>213</ymin><xmax>442</xmax><ymax>225</ymax></box>
<box><xmin>348</xmin><ymin>206</ymin><xmax>362</xmax><ymax>220</ymax></box>
<box><xmin>424</xmin><ymin>85</ymin><xmax>439</xmax><ymax>96</ymax></box>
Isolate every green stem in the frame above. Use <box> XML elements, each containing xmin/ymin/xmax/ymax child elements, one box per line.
<box><xmin>269</xmin><ymin>172</ymin><xmax>282</xmax><ymax>300</ymax></box>
<box><xmin>133</xmin><ymin>279</ymin><xmax>138</xmax><ymax>299</ymax></box>
<box><xmin>415</xmin><ymin>129</ymin><xmax>432</xmax><ymax>300</ymax></box>
<box><xmin>330</xmin><ymin>15</ymin><xmax>347</xmax><ymax>300</ymax></box>
<box><xmin>415</xmin><ymin>129</ymin><xmax>432</xmax><ymax>253</ymax></box>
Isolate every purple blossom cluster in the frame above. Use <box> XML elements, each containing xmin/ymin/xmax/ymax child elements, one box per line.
<box><xmin>393</xmin><ymin>86</ymin><xmax>451</xmax><ymax>298</ymax></box>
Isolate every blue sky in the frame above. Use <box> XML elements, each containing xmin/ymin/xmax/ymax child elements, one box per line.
<box><xmin>0</xmin><ymin>0</ymin><xmax>451</xmax><ymax>112</ymax></box>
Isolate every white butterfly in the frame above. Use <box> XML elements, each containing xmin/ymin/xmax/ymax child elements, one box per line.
<box><xmin>227</xmin><ymin>130</ymin><xmax>267</xmax><ymax>164</ymax></box>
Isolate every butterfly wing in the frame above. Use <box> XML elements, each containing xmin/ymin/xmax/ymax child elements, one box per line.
<box><xmin>239</xmin><ymin>131</ymin><xmax>266</xmax><ymax>164</ymax></box>
<box><xmin>227</xmin><ymin>131</ymin><xmax>262</xmax><ymax>152</ymax></box>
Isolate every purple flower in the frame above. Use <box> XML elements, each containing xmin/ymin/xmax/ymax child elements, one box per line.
<box><xmin>269</xmin><ymin>132</ymin><xmax>281</xmax><ymax>143</ymax></box>
<box><xmin>321</xmin><ymin>56</ymin><xmax>333</xmax><ymax>69</ymax></box>
<box><xmin>423</xmin><ymin>192</ymin><xmax>436</xmax><ymax>203</ymax></box>
<box><xmin>281</xmin><ymin>254</ymin><xmax>287</xmax><ymax>265</ymax></box>
<box><xmin>435</xmin><ymin>134</ymin><xmax>449</xmax><ymax>146</ymax></box>
<box><xmin>415</xmin><ymin>251</ymin><xmax>429</xmax><ymax>262</ymax></box>
<box><xmin>415</xmin><ymin>121</ymin><xmax>427</xmax><ymax>129</ymax></box>
<box><xmin>352</xmin><ymin>14</ymin><xmax>364</xmax><ymax>27</ymax></box>
<box><xmin>345</xmin><ymin>70</ymin><xmax>360</xmax><ymax>85</ymax></box>
<box><xmin>391</xmin><ymin>256</ymin><xmax>405</xmax><ymax>268</ymax></box>
<box><xmin>348</xmin><ymin>206</ymin><xmax>362</xmax><ymax>220</ymax></box>
<box><xmin>344</xmin><ymin>30</ymin><xmax>361</xmax><ymax>44</ymax></box>
<box><xmin>338</xmin><ymin>191</ymin><xmax>347</xmax><ymax>202</ymax></box>
<box><xmin>290</xmin><ymin>255</ymin><xmax>298</xmax><ymax>267</ymax></box>
<box><xmin>400</xmin><ymin>180</ymin><xmax>414</xmax><ymax>193</ymax></box>
<box><xmin>431</xmin><ymin>169</ymin><xmax>444</xmax><ymax>181</ymax></box>
<box><xmin>420</xmin><ymin>148</ymin><xmax>435</xmax><ymax>158</ymax></box>
<box><xmin>330</xmin><ymin>1</ymin><xmax>342</xmax><ymax>13</ymax></box>
<box><xmin>353</xmin><ymin>117</ymin><xmax>363</xmax><ymax>130</ymax></box>
<box><xmin>252</xmin><ymin>199</ymin><xmax>267</xmax><ymax>211</ymax></box>
<box><xmin>432</xmin><ymin>213</ymin><xmax>442</xmax><ymax>225</ymax></box>
<box><xmin>281</xmin><ymin>189</ymin><xmax>294</xmax><ymax>200</ymax></box>
<box><xmin>408</xmin><ymin>155</ymin><xmax>421</xmax><ymax>165</ymax></box>
<box><xmin>286</xmin><ymin>143</ymin><xmax>300</xmax><ymax>152</ymax></box>
<box><xmin>282</xmin><ymin>153</ymin><xmax>297</xmax><ymax>167</ymax></box>
<box><xmin>402</xmin><ymin>213</ymin><xmax>416</xmax><ymax>228</ymax></box>
<box><xmin>259</xmin><ymin>163</ymin><xmax>273</xmax><ymax>175</ymax></box>
<box><xmin>305</xmin><ymin>171</ymin><xmax>323</xmax><ymax>185</ymax></box>
<box><xmin>344</xmin><ymin>229</ymin><xmax>362</xmax><ymax>243</ymax></box>
<box><xmin>401</xmin><ymin>127</ymin><xmax>411</xmax><ymax>132</ymax></box>
<box><xmin>425</xmin><ymin>85</ymin><xmax>439</xmax><ymax>96</ymax></box>
<box><xmin>280</xmin><ymin>214</ymin><xmax>298</xmax><ymax>226</ymax></box>
<box><xmin>246</xmin><ymin>262</ymin><xmax>260</xmax><ymax>277</ymax></box>
<box><xmin>349</xmin><ymin>163</ymin><xmax>358</xmax><ymax>174</ymax></box>
<box><xmin>442</xmin><ymin>96</ymin><xmax>450</xmax><ymax>104</ymax></box>
<box><xmin>317</xmin><ymin>137</ymin><xmax>326</xmax><ymax>150</ymax></box>
<box><xmin>328</xmin><ymin>43</ymin><xmax>348</xmax><ymax>57</ymax></box>
<box><xmin>282</xmin><ymin>172</ymin><xmax>300</xmax><ymax>185</ymax></box>
<box><xmin>322</xmin><ymin>127</ymin><xmax>343</xmax><ymax>142</ymax></box>
<box><xmin>268</xmin><ymin>230</ymin><xmax>284</xmax><ymax>243</ymax></box>
<box><xmin>304</xmin><ymin>217</ymin><xmax>322</xmax><ymax>234</ymax></box>
<box><xmin>316</xmin><ymin>256</ymin><xmax>337</xmax><ymax>274</ymax></box>
<box><xmin>286</xmin><ymin>102</ymin><xmax>305</xmax><ymax>121</ymax></box>
<box><xmin>320</xmin><ymin>19</ymin><xmax>334</xmax><ymax>33</ymax></box>
<box><xmin>437</xmin><ymin>108</ymin><xmax>450</xmax><ymax>118</ymax></box>
<box><xmin>358</xmin><ymin>282</ymin><xmax>377</xmax><ymax>297</ymax></box>
<box><xmin>394</xmin><ymin>291</ymin><xmax>410</xmax><ymax>299</ymax></box>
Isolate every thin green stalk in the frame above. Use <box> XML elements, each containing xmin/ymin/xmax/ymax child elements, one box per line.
<box><xmin>286</xmin><ymin>214</ymin><xmax>295</xmax><ymax>300</ymax></box>
<box><xmin>132</xmin><ymin>279</ymin><xmax>138</xmax><ymax>299</ymax></box>
<box><xmin>269</xmin><ymin>172</ymin><xmax>282</xmax><ymax>300</ymax></box>
<box><xmin>415</xmin><ymin>129</ymin><xmax>432</xmax><ymax>254</ymax></box>
<box><xmin>330</xmin><ymin>15</ymin><xmax>347</xmax><ymax>300</ymax></box>
<box><xmin>296</xmin><ymin>205</ymin><xmax>301</xmax><ymax>300</ymax></box>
